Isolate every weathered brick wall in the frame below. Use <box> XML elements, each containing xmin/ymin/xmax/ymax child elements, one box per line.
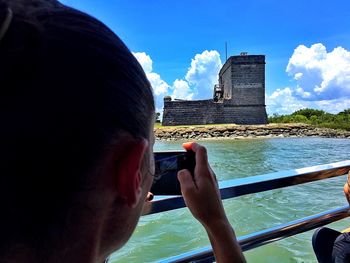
<box><xmin>162</xmin><ymin>100</ymin><xmax>223</xmax><ymax>125</ymax></box>
<box><xmin>231</xmin><ymin>58</ymin><xmax>265</xmax><ymax>106</ymax></box>
<box><xmin>223</xmin><ymin>105</ymin><xmax>268</xmax><ymax>124</ymax></box>
<box><xmin>162</xmin><ymin>100</ymin><xmax>268</xmax><ymax>126</ymax></box>
<box><xmin>232</xmin><ymin>87</ymin><xmax>265</xmax><ymax>106</ymax></box>
<box><xmin>220</xmin><ymin>60</ymin><xmax>232</xmax><ymax>99</ymax></box>
<box><xmin>219</xmin><ymin>55</ymin><xmax>266</xmax><ymax>106</ymax></box>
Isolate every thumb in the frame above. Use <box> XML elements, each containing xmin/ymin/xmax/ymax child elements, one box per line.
<box><xmin>178</xmin><ymin>169</ymin><xmax>197</xmax><ymax>192</ymax></box>
<box><xmin>344</xmin><ymin>183</ymin><xmax>350</xmax><ymax>204</ymax></box>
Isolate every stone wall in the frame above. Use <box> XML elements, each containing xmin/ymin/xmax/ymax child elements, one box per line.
<box><xmin>219</xmin><ymin>60</ymin><xmax>232</xmax><ymax>99</ymax></box>
<box><xmin>162</xmin><ymin>99</ymin><xmax>221</xmax><ymax>125</ymax></box>
<box><xmin>223</xmin><ymin>105</ymin><xmax>267</xmax><ymax>124</ymax></box>
<box><xmin>224</xmin><ymin>55</ymin><xmax>266</xmax><ymax>106</ymax></box>
<box><xmin>162</xmin><ymin>100</ymin><xmax>268</xmax><ymax>125</ymax></box>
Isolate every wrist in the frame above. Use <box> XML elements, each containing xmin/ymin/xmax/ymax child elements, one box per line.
<box><xmin>203</xmin><ymin>217</ymin><xmax>236</xmax><ymax>238</ymax></box>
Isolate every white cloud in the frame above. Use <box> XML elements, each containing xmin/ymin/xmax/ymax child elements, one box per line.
<box><xmin>132</xmin><ymin>50</ymin><xmax>222</xmax><ymax>112</ymax></box>
<box><xmin>294</xmin><ymin>73</ymin><xmax>303</xmax><ymax>80</ymax></box>
<box><xmin>295</xmin><ymin>86</ymin><xmax>312</xmax><ymax>99</ymax></box>
<box><xmin>185</xmin><ymin>50</ymin><xmax>222</xmax><ymax>99</ymax></box>
<box><xmin>147</xmin><ymin>72</ymin><xmax>169</xmax><ymax>96</ymax></box>
<box><xmin>267</xmin><ymin>87</ymin><xmax>350</xmax><ymax>115</ymax></box>
<box><xmin>133</xmin><ymin>52</ymin><xmax>152</xmax><ymax>73</ymax></box>
<box><xmin>171</xmin><ymin>79</ymin><xmax>194</xmax><ymax>100</ymax></box>
<box><xmin>314</xmin><ymin>99</ymin><xmax>350</xmax><ymax>114</ymax></box>
<box><xmin>133</xmin><ymin>52</ymin><xmax>170</xmax><ymax>110</ymax></box>
<box><xmin>266</xmin><ymin>88</ymin><xmax>309</xmax><ymax>115</ymax></box>
<box><xmin>286</xmin><ymin>43</ymin><xmax>350</xmax><ymax>101</ymax></box>
<box><xmin>265</xmin><ymin>43</ymin><xmax>350</xmax><ymax>115</ymax></box>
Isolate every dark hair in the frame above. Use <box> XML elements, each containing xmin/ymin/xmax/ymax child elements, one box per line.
<box><xmin>0</xmin><ymin>0</ymin><xmax>154</xmax><ymax>246</ymax></box>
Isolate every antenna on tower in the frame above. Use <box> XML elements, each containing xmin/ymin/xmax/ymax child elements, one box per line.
<box><xmin>225</xmin><ymin>41</ymin><xmax>228</xmax><ymax>62</ymax></box>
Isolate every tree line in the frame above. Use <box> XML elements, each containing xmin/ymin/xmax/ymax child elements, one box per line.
<box><xmin>268</xmin><ymin>108</ymin><xmax>350</xmax><ymax>131</ymax></box>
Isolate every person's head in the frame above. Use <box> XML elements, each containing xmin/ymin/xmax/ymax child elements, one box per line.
<box><xmin>0</xmin><ymin>0</ymin><xmax>155</xmax><ymax>259</ymax></box>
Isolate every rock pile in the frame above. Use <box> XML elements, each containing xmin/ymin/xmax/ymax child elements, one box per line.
<box><xmin>154</xmin><ymin>123</ymin><xmax>350</xmax><ymax>141</ymax></box>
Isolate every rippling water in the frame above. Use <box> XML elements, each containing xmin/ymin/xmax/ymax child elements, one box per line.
<box><xmin>110</xmin><ymin>137</ymin><xmax>350</xmax><ymax>263</ymax></box>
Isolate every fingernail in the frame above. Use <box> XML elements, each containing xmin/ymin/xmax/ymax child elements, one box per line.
<box><xmin>183</xmin><ymin>142</ymin><xmax>195</xmax><ymax>151</ymax></box>
<box><xmin>178</xmin><ymin>170</ymin><xmax>185</xmax><ymax>176</ymax></box>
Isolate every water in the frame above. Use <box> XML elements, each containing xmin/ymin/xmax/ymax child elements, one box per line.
<box><xmin>110</xmin><ymin>137</ymin><xmax>350</xmax><ymax>262</ymax></box>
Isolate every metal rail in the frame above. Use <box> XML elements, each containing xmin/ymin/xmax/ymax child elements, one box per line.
<box><xmin>160</xmin><ymin>206</ymin><xmax>350</xmax><ymax>263</ymax></box>
<box><xmin>145</xmin><ymin>160</ymin><xmax>350</xmax><ymax>215</ymax></box>
<box><xmin>142</xmin><ymin>160</ymin><xmax>350</xmax><ymax>263</ymax></box>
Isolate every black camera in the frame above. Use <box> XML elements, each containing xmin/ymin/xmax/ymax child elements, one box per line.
<box><xmin>150</xmin><ymin>150</ymin><xmax>196</xmax><ymax>195</ymax></box>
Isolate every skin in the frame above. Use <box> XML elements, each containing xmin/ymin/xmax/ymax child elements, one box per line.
<box><xmin>96</xmin><ymin>124</ymin><xmax>156</xmax><ymax>261</ymax></box>
<box><xmin>178</xmin><ymin>142</ymin><xmax>246</xmax><ymax>263</ymax></box>
<box><xmin>343</xmin><ymin>171</ymin><xmax>350</xmax><ymax>204</ymax></box>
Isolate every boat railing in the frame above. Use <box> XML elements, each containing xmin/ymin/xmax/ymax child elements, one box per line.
<box><xmin>142</xmin><ymin>160</ymin><xmax>350</xmax><ymax>263</ymax></box>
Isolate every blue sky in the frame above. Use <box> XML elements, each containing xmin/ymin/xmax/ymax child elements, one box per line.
<box><xmin>60</xmin><ymin>0</ymin><xmax>350</xmax><ymax>115</ymax></box>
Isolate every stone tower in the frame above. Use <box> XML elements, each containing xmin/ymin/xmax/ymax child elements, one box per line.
<box><xmin>162</xmin><ymin>53</ymin><xmax>268</xmax><ymax>125</ymax></box>
<box><xmin>220</xmin><ymin>53</ymin><xmax>266</xmax><ymax>107</ymax></box>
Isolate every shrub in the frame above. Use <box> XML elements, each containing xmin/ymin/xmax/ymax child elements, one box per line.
<box><xmin>292</xmin><ymin>108</ymin><xmax>325</xmax><ymax>119</ymax></box>
<box><xmin>309</xmin><ymin>115</ymin><xmax>318</xmax><ymax>124</ymax></box>
<box><xmin>338</xmin><ymin>109</ymin><xmax>350</xmax><ymax>115</ymax></box>
<box><xmin>290</xmin><ymin>114</ymin><xmax>308</xmax><ymax>123</ymax></box>
<box><xmin>269</xmin><ymin>108</ymin><xmax>350</xmax><ymax>131</ymax></box>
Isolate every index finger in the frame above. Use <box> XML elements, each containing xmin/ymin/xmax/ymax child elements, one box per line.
<box><xmin>183</xmin><ymin>142</ymin><xmax>208</xmax><ymax>167</ymax></box>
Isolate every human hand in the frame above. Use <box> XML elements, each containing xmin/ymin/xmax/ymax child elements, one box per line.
<box><xmin>178</xmin><ymin>142</ymin><xmax>246</xmax><ymax>262</ymax></box>
<box><xmin>177</xmin><ymin>142</ymin><xmax>228</xmax><ymax>229</ymax></box>
<box><xmin>343</xmin><ymin>171</ymin><xmax>350</xmax><ymax>204</ymax></box>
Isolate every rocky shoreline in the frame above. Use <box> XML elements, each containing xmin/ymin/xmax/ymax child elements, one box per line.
<box><xmin>155</xmin><ymin>123</ymin><xmax>350</xmax><ymax>141</ymax></box>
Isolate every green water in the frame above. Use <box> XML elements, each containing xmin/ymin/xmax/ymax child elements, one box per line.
<box><xmin>110</xmin><ymin>137</ymin><xmax>350</xmax><ymax>263</ymax></box>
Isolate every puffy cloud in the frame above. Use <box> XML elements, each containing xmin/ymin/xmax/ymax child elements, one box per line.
<box><xmin>266</xmin><ymin>88</ymin><xmax>309</xmax><ymax>115</ymax></box>
<box><xmin>171</xmin><ymin>79</ymin><xmax>194</xmax><ymax>100</ymax></box>
<box><xmin>147</xmin><ymin>72</ymin><xmax>169</xmax><ymax>96</ymax></box>
<box><xmin>132</xmin><ymin>52</ymin><xmax>152</xmax><ymax>73</ymax></box>
<box><xmin>267</xmin><ymin>87</ymin><xmax>350</xmax><ymax>115</ymax></box>
<box><xmin>133</xmin><ymin>52</ymin><xmax>170</xmax><ymax>110</ymax></box>
<box><xmin>295</xmin><ymin>86</ymin><xmax>312</xmax><ymax>99</ymax></box>
<box><xmin>294</xmin><ymin>73</ymin><xmax>303</xmax><ymax>80</ymax></box>
<box><xmin>286</xmin><ymin>43</ymin><xmax>350</xmax><ymax>101</ymax></box>
<box><xmin>185</xmin><ymin>50</ymin><xmax>222</xmax><ymax>99</ymax></box>
<box><xmin>168</xmin><ymin>50</ymin><xmax>222</xmax><ymax>100</ymax></box>
<box><xmin>132</xmin><ymin>50</ymin><xmax>222</xmax><ymax>112</ymax></box>
<box><xmin>266</xmin><ymin>43</ymin><xmax>350</xmax><ymax>115</ymax></box>
<box><xmin>314</xmin><ymin>99</ymin><xmax>350</xmax><ymax>114</ymax></box>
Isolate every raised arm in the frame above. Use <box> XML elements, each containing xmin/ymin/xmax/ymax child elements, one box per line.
<box><xmin>177</xmin><ymin>142</ymin><xmax>246</xmax><ymax>263</ymax></box>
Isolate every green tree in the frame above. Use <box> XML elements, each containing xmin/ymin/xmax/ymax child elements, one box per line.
<box><xmin>292</xmin><ymin>108</ymin><xmax>325</xmax><ymax>119</ymax></box>
<box><xmin>309</xmin><ymin>115</ymin><xmax>318</xmax><ymax>124</ymax></box>
<box><xmin>338</xmin><ymin>108</ymin><xmax>350</xmax><ymax>115</ymax></box>
<box><xmin>290</xmin><ymin>114</ymin><xmax>308</xmax><ymax>123</ymax></box>
<box><xmin>268</xmin><ymin>108</ymin><xmax>350</xmax><ymax>131</ymax></box>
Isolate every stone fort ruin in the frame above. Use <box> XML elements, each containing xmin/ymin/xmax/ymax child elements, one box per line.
<box><xmin>162</xmin><ymin>53</ymin><xmax>268</xmax><ymax>125</ymax></box>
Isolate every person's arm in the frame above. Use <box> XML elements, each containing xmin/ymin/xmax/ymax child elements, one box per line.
<box><xmin>177</xmin><ymin>142</ymin><xmax>246</xmax><ymax>263</ymax></box>
<box><xmin>205</xmin><ymin>219</ymin><xmax>245</xmax><ymax>263</ymax></box>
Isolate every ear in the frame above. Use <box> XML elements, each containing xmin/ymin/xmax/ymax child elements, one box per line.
<box><xmin>116</xmin><ymin>138</ymin><xmax>149</xmax><ymax>208</ymax></box>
